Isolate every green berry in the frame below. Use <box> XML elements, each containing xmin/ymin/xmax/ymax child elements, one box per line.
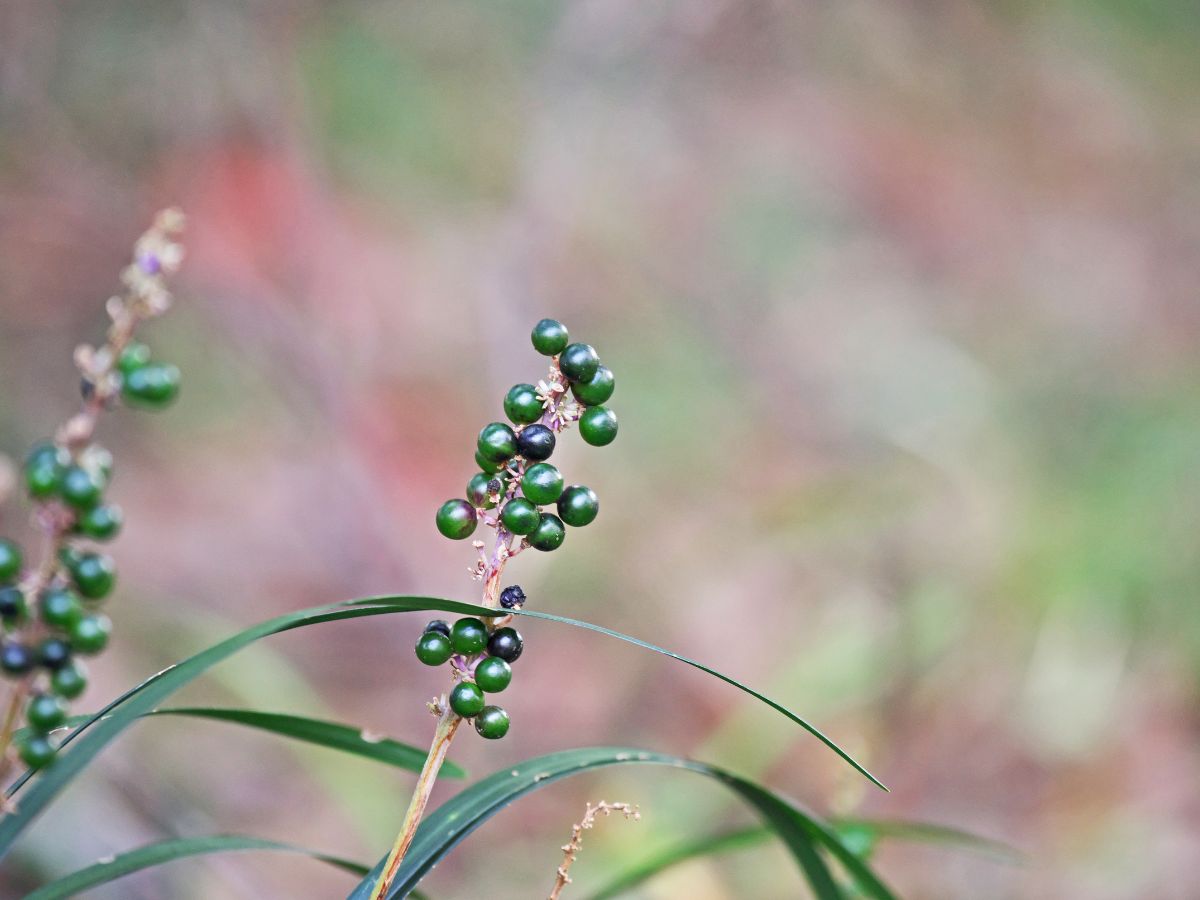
<box><xmin>26</xmin><ymin>694</ymin><xmax>67</xmax><ymax>733</ymax></box>
<box><xmin>475</xmin><ymin>451</ymin><xmax>503</xmax><ymax>475</ymax></box>
<box><xmin>24</xmin><ymin>443</ymin><xmax>67</xmax><ymax>499</ymax></box>
<box><xmin>559</xmin><ymin>343</ymin><xmax>600</xmax><ymax>382</ymax></box>
<box><xmin>528</xmin><ymin>513</ymin><xmax>566</xmax><ymax>552</ymax></box>
<box><xmin>436</xmin><ymin>499</ymin><xmax>477</xmax><ymax>540</ymax></box>
<box><xmin>521</xmin><ymin>463</ymin><xmax>563</xmax><ymax>505</ymax></box>
<box><xmin>0</xmin><ymin>540</ymin><xmax>21</xmax><ymax>582</ymax></box>
<box><xmin>579</xmin><ymin>406</ymin><xmax>618</xmax><ymax>446</ymax></box>
<box><xmin>500</xmin><ymin>498</ymin><xmax>541</xmax><ymax>536</ymax></box>
<box><xmin>474</xmin><ymin>656</ymin><xmax>512</xmax><ymax>693</ymax></box>
<box><xmin>450</xmin><ymin>618</ymin><xmax>488</xmax><ymax>655</ymax></box>
<box><xmin>70</xmin><ymin>615</ymin><xmax>111</xmax><ymax>655</ymax></box>
<box><xmin>477</xmin><ymin>422</ymin><xmax>518</xmax><ymax>463</ymax></box>
<box><xmin>449</xmin><ymin>681</ymin><xmax>485</xmax><ymax>718</ymax></box>
<box><xmin>0</xmin><ymin>586</ymin><xmax>27</xmax><ymax>625</ymax></box>
<box><xmin>51</xmin><ymin>660</ymin><xmax>88</xmax><ymax>700</ymax></box>
<box><xmin>557</xmin><ymin>484</ymin><xmax>599</xmax><ymax>527</ymax></box>
<box><xmin>531</xmin><ymin>318</ymin><xmax>569</xmax><ymax>356</ymax></box>
<box><xmin>571</xmin><ymin>364</ymin><xmax>615</xmax><ymax>406</ymax></box>
<box><xmin>17</xmin><ymin>734</ymin><xmax>55</xmax><ymax>769</ymax></box>
<box><xmin>39</xmin><ymin>588</ymin><xmax>82</xmax><ymax>630</ymax></box>
<box><xmin>466</xmin><ymin>473</ymin><xmax>496</xmax><ymax>509</ymax></box>
<box><xmin>474</xmin><ymin>705</ymin><xmax>510</xmax><ymax>739</ymax></box>
<box><xmin>117</xmin><ymin>342</ymin><xmax>152</xmax><ymax>376</ymax></box>
<box><xmin>516</xmin><ymin>424</ymin><xmax>555</xmax><ymax>461</ymax></box>
<box><xmin>68</xmin><ymin>552</ymin><xmax>116</xmax><ymax>600</ymax></box>
<box><xmin>122</xmin><ymin>362</ymin><xmax>181</xmax><ymax>408</ymax></box>
<box><xmin>76</xmin><ymin>504</ymin><xmax>123</xmax><ymax>540</ymax></box>
<box><xmin>60</xmin><ymin>465</ymin><xmax>104</xmax><ymax>510</ymax></box>
<box><xmin>504</xmin><ymin>383</ymin><xmax>544</xmax><ymax>425</ymax></box>
<box><xmin>415</xmin><ymin>631</ymin><xmax>453</xmax><ymax>666</ymax></box>
<box><xmin>487</xmin><ymin>627</ymin><xmax>523</xmax><ymax>663</ymax></box>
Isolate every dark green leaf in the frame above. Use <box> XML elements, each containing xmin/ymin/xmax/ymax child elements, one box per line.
<box><xmin>24</xmin><ymin>834</ymin><xmax>368</xmax><ymax>900</ymax></box>
<box><xmin>347</xmin><ymin>746</ymin><xmax>893</xmax><ymax>900</ymax></box>
<box><xmin>836</xmin><ymin>818</ymin><xmax>1021</xmax><ymax>862</ymax></box>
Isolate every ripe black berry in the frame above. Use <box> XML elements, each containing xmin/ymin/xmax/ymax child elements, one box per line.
<box><xmin>517</xmin><ymin>424</ymin><xmax>555</xmax><ymax>461</ymax></box>
<box><xmin>1</xmin><ymin>642</ymin><xmax>34</xmax><ymax>676</ymax></box>
<box><xmin>0</xmin><ymin>586</ymin><xmax>26</xmax><ymax>624</ymax></box>
<box><xmin>487</xmin><ymin>626</ymin><xmax>523</xmax><ymax>662</ymax></box>
<box><xmin>498</xmin><ymin>585</ymin><xmax>526</xmax><ymax>610</ymax></box>
<box><xmin>424</xmin><ymin>620</ymin><xmax>451</xmax><ymax>637</ymax></box>
<box><xmin>39</xmin><ymin>637</ymin><xmax>73</xmax><ymax>670</ymax></box>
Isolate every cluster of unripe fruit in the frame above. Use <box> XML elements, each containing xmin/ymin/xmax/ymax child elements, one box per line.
<box><xmin>1</xmin><ymin>340</ymin><xmax>181</xmax><ymax>769</ymax></box>
<box><xmin>414</xmin><ymin>613</ymin><xmax>524</xmax><ymax>740</ymax></box>
<box><xmin>435</xmin><ymin>318</ymin><xmax>617</xmax><ymax>550</ymax></box>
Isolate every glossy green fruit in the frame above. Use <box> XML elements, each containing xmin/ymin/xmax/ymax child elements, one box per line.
<box><xmin>17</xmin><ymin>734</ymin><xmax>55</xmax><ymax>769</ymax></box>
<box><xmin>559</xmin><ymin>343</ymin><xmax>600</xmax><ymax>382</ymax></box>
<box><xmin>68</xmin><ymin>552</ymin><xmax>116</xmax><ymax>600</ymax></box>
<box><xmin>39</xmin><ymin>588</ymin><xmax>82</xmax><ymax>630</ymax></box>
<box><xmin>0</xmin><ymin>586</ymin><xmax>26</xmax><ymax>625</ymax></box>
<box><xmin>415</xmin><ymin>631</ymin><xmax>453</xmax><ymax>666</ymax></box>
<box><xmin>474</xmin><ymin>656</ymin><xmax>512</xmax><ymax>693</ymax></box>
<box><xmin>500</xmin><ymin>498</ymin><xmax>541</xmax><ymax>535</ymax></box>
<box><xmin>477</xmin><ymin>422</ymin><xmax>518</xmax><ymax>463</ymax></box>
<box><xmin>517</xmin><ymin>424</ymin><xmax>555</xmax><ymax>461</ymax></box>
<box><xmin>51</xmin><ymin>660</ymin><xmax>88</xmax><ymax>699</ymax></box>
<box><xmin>25</xmin><ymin>443</ymin><xmax>68</xmax><ymax>499</ymax></box>
<box><xmin>474</xmin><ymin>705</ymin><xmax>510</xmax><ymax>739</ymax></box>
<box><xmin>466</xmin><ymin>473</ymin><xmax>500</xmax><ymax>509</ymax></box>
<box><xmin>531</xmin><ymin>318</ymin><xmax>569</xmax><ymax>356</ymax></box>
<box><xmin>487</xmin><ymin>627</ymin><xmax>523</xmax><ymax>663</ymax></box>
<box><xmin>450</xmin><ymin>618</ymin><xmax>488</xmax><ymax>656</ymax></box>
<box><xmin>122</xmin><ymin>362</ymin><xmax>180</xmax><ymax>408</ymax></box>
<box><xmin>449</xmin><ymin>681</ymin><xmax>485</xmax><ymax>718</ymax></box>
<box><xmin>70</xmin><ymin>614</ymin><xmax>111</xmax><ymax>655</ymax></box>
<box><xmin>0</xmin><ymin>540</ymin><xmax>21</xmax><ymax>582</ymax></box>
<box><xmin>557</xmin><ymin>484</ymin><xmax>599</xmax><ymax>527</ymax></box>
<box><xmin>60</xmin><ymin>465</ymin><xmax>104</xmax><ymax>510</ymax></box>
<box><xmin>571</xmin><ymin>364</ymin><xmax>615</xmax><ymax>405</ymax></box>
<box><xmin>77</xmin><ymin>503</ymin><xmax>123</xmax><ymax>540</ymax></box>
<box><xmin>528</xmin><ymin>513</ymin><xmax>566</xmax><ymax>551</ymax></box>
<box><xmin>504</xmin><ymin>383</ymin><xmax>544</xmax><ymax>425</ymax></box>
<box><xmin>579</xmin><ymin>406</ymin><xmax>618</xmax><ymax>446</ymax></box>
<box><xmin>436</xmin><ymin>499</ymin><xmax>478</xmax><ymax>540</ymax></box>
<box><xmin>26</xmin><ymin>693</ymin><xmax>67</xmax><ymax>732</ymax></box>
<box><xmin>475</xmin><ymin>450</ymin><xmax>503</xmax><ymax>475</ymax></box>
<box><xmin>118</xmin><ymin>342</ymin><xmax>152</xmax><ymax>376</ymax></box>
<box><xmin>521</xmin><ymin>463</ymin><xmax>563</xmax><ymax>505</ymax></box>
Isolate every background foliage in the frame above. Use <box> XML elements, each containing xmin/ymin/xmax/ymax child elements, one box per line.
<box><xmin>0</xmin><ymin>2</ymin><xmax>1197</xmax><ymax>897</ymax></box>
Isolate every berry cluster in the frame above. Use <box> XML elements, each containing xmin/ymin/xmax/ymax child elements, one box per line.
<box><xmin>425</xmin><ymin>319</ymin><xmax>617</xmax><ymax>739</ymax></box>
<box><xmin>415</xmin><ymin>618</ymin><xmax>523</xmax><ymax>739</ymax></box>
<box><xmin>0</xmin><ymin>210</ymin><xmax>185</xmax><ymax>770</ymax></box>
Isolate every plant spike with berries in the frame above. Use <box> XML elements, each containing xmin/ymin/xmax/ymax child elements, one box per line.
<box><xmin>369</xmin><ymin>319</ymin><xmax>618</xmax><ymax>899</ymax></box>
<box><xmin>0</xmin><ymin>209</ymin><xmax>186</xmax><ymax>775</ymax></box>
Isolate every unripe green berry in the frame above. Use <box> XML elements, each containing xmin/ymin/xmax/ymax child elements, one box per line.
<box><xmin>528</xmin><ymin>513</ymin><xmax>566</xmax><ymax>552</ymax></box>
<box><xmin>531</xmin><ymin>318</ymin><xmax>569</xmax><ymax>356</ymax></box>
<box><xmin>17</xmin><ymin>734</ymin><xmax>55</xmax><ymax>769</ymax></box>
<box><xmin>24</xmin><ymin>443</ymin><xmax>67</xmax><ymax>499</ymax></box>
<box><xmin>39</xmin><ymin>588</ymin><xmax>82</xmax><ymax>630</ymax></box>
<box><xmin>450</xmin><ymin>618</ymin><xmax>488</xmax><ymax>656</ymax></box>
<box><xmin>0</xmin><ymin>540</ymin><xmax>21</xmax><ymax>582</ymax></box>
<box><xmin>579</xmin><ymin>406</ymin><xmax>618</xmax><ymax>446</ymax></box>
<box><xmin>504</xmin><ymin>383</ymin><xmax>544</xmax><ymax>425</ymax></box>
<box><xmin>477</xmin><ymin>422</ymin><xmax>518</xmax><ymax>463</ymax></box>
<box><xmin>436</xmin><ymin>499</ymin><xmax>478</xmax><ymax>540</ymax></box>
<box><xmin>557</xmin><ymin>484</ymin><xmax>599</xmax><ymax>527</ymax></box>
<box><xmin>571</xmin><ymin>364</ymin><xmax>615</xmax><ymax>406</ymax></box>
<box><xmin>70</xmin><ymin>615</ymin><xmax>111</xmax><ymax>655</ymax></box>
<box><xmin>122</xmin><ymin>362</ymin><xmax>181</xmax><ymax>408</ymax></box>
<box><xmin>474</xmin><ymin>656</ymin><xmax>512</xmax><ymax>693</ymax></box>
<box><xmin>51</xmin><ymin>660</ymin><xmax>88</xmax><ymax>700</ymax></box>
<box><xmin>474</xmin><ymin>705</ymin><xmax>510</xmax><ymax>739</ymax></box>
<box><xmin>466</xmin><ymin>473</ymin><xmax>500</xmax><ymax>510</ymax></box>
<box><xmin>449</xmin><ymin>681</ymin><xmax>485</xmax><ymax>718</ymax></box>
<box><xmin>475</xmin><ymin>451</ymin><xmax>503</xmax><ymax>475</ymax></box>
<box><xmin>117</xmin><ymin>342</ymin><xmax>152</xmax><ymax>376</ymax></box>
<box><xmin>76</xmin><ymin>504</ymin><xmax>123</xmax><ymax>540</ymax></box>
<box><xmin>501</xmin><ymin>498</ymin><xmax>541</xmax><ymax>535</ymax></box>
<box><xmin>415</xmin><ymin>631</ymin><xmax>453</xmax><ymax>666</ymax></box>
<box><xmin>521</xmin><ymin>463</ymin><xmax>563</xmax><ymax>505</ymax></box>
<box><xmin>60</xmin><ymin>465</ymin><xmax>104</xmax><ymax>511</ymax></box>
<box><xmin>26</xmin><ymin>693</ymin><xmax>67</xmax><ymax>733</ymax></box>
<box><xmin>558</xmin><ymin>343</ymin><xmax>600</xmax><ymax>382</ymax></box>
<box><xmin>0</xmin><ymin>586</ymin><xmax>27</xmax><ymax>626</ymax></box>
<box><xmin>67</xmin><ymin>552</ymin><xmax>116</xmax><ymax>600</ymax></box>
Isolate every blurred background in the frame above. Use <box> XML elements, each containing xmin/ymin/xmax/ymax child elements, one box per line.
<box><xmin>1</xmin><ymin>1</ymin><xmax>1198</xmax><ymax>897</ymax></box>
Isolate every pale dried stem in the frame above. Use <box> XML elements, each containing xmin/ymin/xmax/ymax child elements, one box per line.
<box><xmin>548</xmin><ymin>801</ymin><xmax>640</xmax><ymax>900</ymax></box>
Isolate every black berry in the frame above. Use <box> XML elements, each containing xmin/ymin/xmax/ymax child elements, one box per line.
<box><xmin>499</xmin><ymin>585</ymin><xmax>526</xmax><ymax>610</ymax></box>
<box><xmin>517</xmin><ymin>424</ymin><xmax>555</xmax><ymax>461</ymax></box>
<box><xmin>487</xmin><ymin>626</ymin><xmax>523</xmax><ymax>663</ymax></box>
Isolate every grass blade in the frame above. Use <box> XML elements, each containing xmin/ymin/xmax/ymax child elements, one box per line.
<box><xmin>24</xmin><ymin>834</ymin><xmax>368</xmax><ymax>900</ymax></box>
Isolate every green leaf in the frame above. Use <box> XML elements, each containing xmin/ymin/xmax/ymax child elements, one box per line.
<box><xmin>347</xmin><ymin>746</ymin><xmax>895</xmax><ymax>900</ymax></box>
<box><xmin>24</xmin><ymin>834</ymin><xmax>368</xmax><ymax>900</ymax></box>
<box><xmin>145</xmin><ymin>708</ymin><xmax>465</xmax><ymax>779</ymax></box>
<box><xmin>0</xmin><ymin>596</ymin><xmax>492</xmax><ymax>859</ymax></box>
<box><xmin>836</xmin><ymin>818</ymin><xmax>1021</xmax><ymax>862</ymax></box>
<box><xmin>513</xmin><ymin>609</ymin><xmax>887</xmax><ymax>792</ymax></box>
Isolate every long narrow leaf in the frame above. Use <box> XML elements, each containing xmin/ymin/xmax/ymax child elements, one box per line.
<box><xmin>24</xmin><ymin>834</ymin><xmax>368</xmax><ymax>900</ymax></box>
<box><xmin>347</xmin><ymin>747</ymin><xmax>892</xmax><ymax>900</ymax></box>
<box><xmin>837</xmin><ymin>818</ymin><xmax>1021</xmax><ymax>862</ymax></box>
